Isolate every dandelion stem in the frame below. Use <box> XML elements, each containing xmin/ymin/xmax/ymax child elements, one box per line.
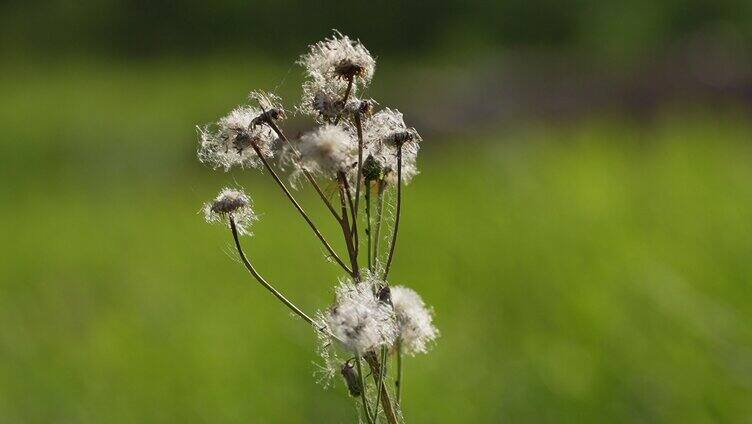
<box><xmin>396</xmin><ymin>342</ymin><xmax>403</xmax><ymax>406</ymax></box>
<box><xmin>353</xmin><ymin>114</ymin><xmax>365</xmax><ymax>226</ymax></box>
<box><xmin>365</xmin><ymin>183</ymin><xmax>372</xmax><ymax>271</ymax></box>
<box><xmin>251</xmin><ymin>143</ymin><xmax>353</xmax><ymax>277</ymax></box>
<box><xmin>373</xmin><ymin>346</ymin><xmax>389</xmax><ymax>422</ymax></box>
<box><xmin>333</xmin><ymin>76</ymin><xmax>355</xmax><ymax>125</ymax></box>
<box><xmin>341</xmin><ymin>173</ymin><xmax>358</xmax><ymax>254</ymax></box>
<box><xmin>383</xmin><ymin>145</ymin><xmax>403</xmax><ymax>280</ymax></box>
<box><xmin>373</xmin><ymin>179</ymin><xmax>386</xmax><ymax>265</ymax></box>
<box><xmin>365</xmin><ymin>352</ymin><xmax>400</xmax><ymax>424</ymax></box>
<box><xmin>229</xmin><ymin>217</ymin><xmax>316</xmax><ymax>326</ymax></box>
<box><xmin>337</xmin><ymin>175</ymin><xmax>360</xmax><ymax>279</ymax></box>
<box><xmin>260</xmin><ymin>110</ymin><xmax>342</xmax><ymax>223</ymax></box>
<box><xmin>355</xmin><ymin>356</ymin><xmax>375</xmax><ymax>424</ymax></box>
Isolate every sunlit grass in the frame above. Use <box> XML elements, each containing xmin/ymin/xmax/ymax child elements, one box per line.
<box><xmin>1</xmin><ymin>63</ymin><xmax>752</xmax><ymax>422</ymax></box>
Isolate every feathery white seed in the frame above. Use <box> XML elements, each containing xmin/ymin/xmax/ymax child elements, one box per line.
<box><xmin>197</xmin><ymin>105</ymin><xmax>277</xmax><ymax>171</ymax></box>
<box><xmin>318</xmin><ymin>275</ymin><xmax>398</xmax><ymax>354</ymax></box>
<box><xmin>390</xmin><ymin>286</ymin><xmax>439</xmax><ymax>355</ymax></box>
<box><xmin>359</xmin><ymin>108</ymin><xmax>421</xmax><ymax>184</ymax></box>
<box><xmin>296</xmin><ymin>124</ymin><xmax>358</xmax><ymax>178</ymax></box>
<box><xmin>299</xmin><ymin>31</ymin><xmax>376</xmax><ymax>85</ymax></box>
<box><xmin>202</xmin><ymin>188</ymin><xmax>257</xmax><ymax>236</ymax></box>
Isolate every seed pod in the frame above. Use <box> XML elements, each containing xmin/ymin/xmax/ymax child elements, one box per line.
<box><xmin>377</xmin><ymin>286</ymin><xmax>392</xmax><ymax>305</ymax></box>
<box><xmin>251</xmin><ymin>108</ymin><xmax>285</xmax><ymax>127</ymax></box>
<box><xmin>341</xmin><ymin>361</ymin><xmax>362</xmax><ymax>397</ymax></box>
<box><xmin>387</xmin><ymin>130</ymin><xmax>415</xmax><ymax>147</ymax></box>
<box><xmin>362</xmin><ymin>155</ymin><xmax>383</xmax><ymax>182</ymax></box>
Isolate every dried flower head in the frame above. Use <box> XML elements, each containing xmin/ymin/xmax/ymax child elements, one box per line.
<box><xmin>296</xmin><ymin>124</ymin><xmax>357</xmax><ymax>177</ymax></box>
<box><xmin>202</xmin><ymin>188</ymin><xmax>257</xmax><ymax>235</ymax></box>
<box><xmin>197</xmin><ymin>105</ymin><xmax>277</xmax><ymax>170</ymax></box>
<box><xmin>249</xmin><ymin>90</ymin><xmax>286</xmax><ymax>126</ymax></box>
<box><xmin>317</xmin><ymin>275</ymin><xmax>398</xmax><ymax>354</ymax></box>
<box><xmin>299</xmin><ymin>31</ymin><xmax>376</xmax><ymax>85</ymax></box>
<box><xmin>360</xmin><ymin>108</ymin><xmax>421</xmax><ymax>184</ymax></box>
<box><xmin>390</xmin><ymin>286</ymin><xmax>439</xmax><ymax>355</ymax></box>
<box><xmin>299</xmin><ymin>77</ymin><xmax>345</xmax><ymax>121</ymax></box>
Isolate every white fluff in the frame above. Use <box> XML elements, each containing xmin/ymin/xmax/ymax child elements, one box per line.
<box><xmin>202</xmin><ymin>187</ymin><xmax>258</xmax><ymax>236</ymax></box>
<box><xmin>390</xmin><ymin>286</ymin><xmax>439</xmax><ymax>355</ymax></box>
<box><xmin>197</xmin><ymin>105</ymin><xmax>277</xmax><ymax>171</ymax></box>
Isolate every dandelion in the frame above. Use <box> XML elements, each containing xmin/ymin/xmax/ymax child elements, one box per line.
<box><xmin>197</xmin><ymin>33</ymin><xmax>434</xmax><ymax>424</ymax></box>
<box><xmin>318</xmin><ymin>276</ymin><xmax>398</xmax><ymax>354</ymax></box>
<box><xmin>202</xmin><ymin>188</ymin><xmax>257</xmax><ymax>235</ymax></box>
<box><xmin>197</xmin><ymin>105</ymin><xmax>277</xmax><ymax>171</ymax></box>
<box><xmin>361</xmin><ymin>108</ymin><xmax>421</xmax><ymax>184</ymax></box>
<box><xmin>296</xmin><ymin>124</ymin><xmax>358</xmax><ymax>177</ymax></box>
<box><xmin>299</xmin><ymin>31</ymin><xmax>376</xmax><ymax>86</ymax></box>
<box><xmin>390</xmin><ymin>286</ymin><xmax>439</xmax><ymax>355</ymax></box>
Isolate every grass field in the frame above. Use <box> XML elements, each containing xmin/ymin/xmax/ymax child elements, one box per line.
<box><xmin>1</xmin><ymin>63</ymin><xmax>752</xmax><ymax>423</ymax></box>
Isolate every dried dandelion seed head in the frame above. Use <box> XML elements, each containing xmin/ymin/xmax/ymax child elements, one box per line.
<box><xmin>360</xmin><ymin>108</ymin><xmax>421</xmax><ymax>184</ymax></box>
<box><xmin>299</xmin><ymin>31</ymin><xmax>376</xmax><ymax>85</ymax></box>
<box><xmin>249</xmin><ymin>90</ymin><xmax>286</xmax><ymax>126</ymax></box>
<box><xmin>318</xmin><ymin>275</ymin><xmax>398</xmax><ymax>354</ymax></box>
<box><xmin>390</xmin><ymin>286</ymin><xmax>439</xmax><ymax>355</ymax></box>
<box><xmin>197</xmin><ymin>105</ymin><xmax>277</xmax><ymax>171</ymax></box>
<box><xmin>296</xmin><ymin>124</ymin><xmax>358</xmax><ymax>177</ymax></box>
<box><xmin>202</xmin><ymin>188</ymin><xmax>257</xmax><ymax>235</ymax></box>
<box><xmin>300</xmin><ymin>77</ymin><xmax>345</xmax><ymax>121</ymax></box>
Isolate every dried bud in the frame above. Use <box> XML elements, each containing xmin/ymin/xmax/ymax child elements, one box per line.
<box><xmin>335</xmin><ymin>59</ymin><xmax>366</xmax><ymax>80</ymax></box>
<box><xmin>387</xmin><ymin>130</ymin><xmax>415</xmax><ymax>147</ymax></box>
<box><xmin>252</xmin><ymin>108</ymin><xmax>285</xmax><ymax>127</ymax></box>
<box><xmin>340</xmin><ymin>361</ymin><xmax>362</xmax><ymax>397</ymax></box>
<box><xmin>377</xmin><ymin>286</ymin><xmax>392</xmax><ymax>305</ymax></box>
<box><xmin>231</xmin><ymin>129</ymin><xmax>257</xmax><ymax>153</ymax></box>
<box><xmin>362</xmin><ymin>154</ymin><xmax>383</xmax><ymax>182</ymax></box>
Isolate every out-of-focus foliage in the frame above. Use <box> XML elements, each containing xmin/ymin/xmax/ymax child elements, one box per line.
<box><xmin>1</xmin><ymin>0</ymin><xmax>751</xmax><ymax>60</ymax></box>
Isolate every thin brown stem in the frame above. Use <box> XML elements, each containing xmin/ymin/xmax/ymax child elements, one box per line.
<box><xmin>365</xmin><ymin>183</ymin><xmax>372</xmax><ymax>271</ymax></box>
<box><xmin>261</xmin><ymin>113</ymin><xmax>342</xmax><ymax>222</ymax></box>
<box><xmin>333</xmin><ymin>76</ymin><xmax>354</xmax><ymax>125</ymax></box>
<box><xmin>341</xmin><ymin>172</ymin><xmax>359</xmax><ymax>255</ymax></box>
<box><xmin>338</xmin><ymin>177</ymin><xmax>360</xmax><ymax>280</ymax></box>
<box><xmin>355</xmin><ymin>356</ymin><xmax>375</xmax><ymax>424</ymax></box>
<box><xmin>383</xmin><ymin>146</ymin><xmax>403</xmax><ymax>280</ymax></box>
<box><xmin>396</xmin><ymin>342</ymin><xmax>403</xmax><ymax>406</ymax></box>
<box><xmin>365</xmin><ymin>352</ymin><xmax>399</xmax><ymax>424</ymax></box>
<box><xmin>229</xmin><ymin>217</ymin><xmax>316</xmax><ymax>326</ymax></box>
<box><xmin>373</xmin><ymin>180</ymin><xmax>386</xmax><ymax>265</ymax></box>
<box><xmin>251</xmin><ymin>143</ymin><xmax>353</xmax><ymax>277</ymax></box>
<box><xmin>372</xmin><ymin>346</ymin><xmax>389</xmax><ymax>422</ymax></box>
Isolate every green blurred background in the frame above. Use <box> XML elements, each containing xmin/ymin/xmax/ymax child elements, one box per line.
<box><xmin>2</xmin><ymin>1</ymin><xmax>752</xmax><ymax>422</ymax></box>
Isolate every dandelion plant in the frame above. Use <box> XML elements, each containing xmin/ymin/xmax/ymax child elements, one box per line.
<box><xmin>198</xmin><ymin>31</ymin><xmax>438</xmax><ymax>423</ymax></box>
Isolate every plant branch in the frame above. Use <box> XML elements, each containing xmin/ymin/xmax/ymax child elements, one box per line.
<box><xmin>383</xmin><ymin>146</ymin><xmax>403</xmax><ymax>280</ymax></box>
<box><xmin>260</xmin><ymin>112</ymin><xmax>342</xmax><ymax>222</ymax></box>
<box><xmin>229</xmin><ymin>217</ymin><xmax>316</xmax><ymax>326</ymax></box>
<box><xmin>365</xmin><ymin>183</ymin><xmax>372</xmax><ymax>271</ymax></box>
<box><xmin>373</xmin><ymin>180</ymin><xmax>386</xmax><ymax>265</ymax></box>
<box><xmin>338</xmin><ymin>176</ymin><xmax>360</xmax><ymax>279</ymax></box>
<box><xmin>373</xmin><ymin>346</ymin><xmax>389</xmax><ymax>422</ymax></box>
<box><xmin>355</xmin><ymin>356</ymin><xmax>375</xmax><ymax>424</ymax></box>
<box><xmin>251</xmin><ymin>143</ymin><xmax>353</xmax><ymax>277</ymax></box>
<box><xmin>396</xmin><ymin>342</ymin><xmax>403</xmax><ymax>406</ymax></box>
<box><xmin>365</xmin><ymin>352</ymin><xmax>400</xmax><ymax>424</ymax></box>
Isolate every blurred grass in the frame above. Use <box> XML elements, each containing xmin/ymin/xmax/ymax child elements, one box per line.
<box><xmin>1</xmin><ymin>62</ymin><xmax>752</xmax><ymax>423</ymax></box>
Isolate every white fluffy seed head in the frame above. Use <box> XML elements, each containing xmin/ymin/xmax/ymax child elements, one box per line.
<box><xmin>360</xmin><ymin>108</ymin><xmax>421</xmax><ymax>184</ymax></box>
<box><xmin>390</xmin><ymin>286</ymin><xmax>439</xmax><ymax>355</ymax></box>
<box><xmin>197</xmin><ymin>105</ymin><xmax>277</xmax><ymax>171</ymax></box>
<box><xmin>318</xmin><ymin>275</ymin><xmax>398</xmax><ymax>354</ymax></box>
<box><xmin>299</xmin><ymin>76</ymin><xmax>344</xmax><ymax>121</ymax></box>
<box><xmin>299</xmin><ymin>31</ymin><xmax>376</xmax><ymax>86</ymax></box>
<box><xmin>202</xmin><ymin>187</ymin><xmax>257</xmax><ymax>236</ymax></box>
<box><xmin>296</xmin><ymin>124</ymin><xmax>357</xmax><ymax>178</ymax></box>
